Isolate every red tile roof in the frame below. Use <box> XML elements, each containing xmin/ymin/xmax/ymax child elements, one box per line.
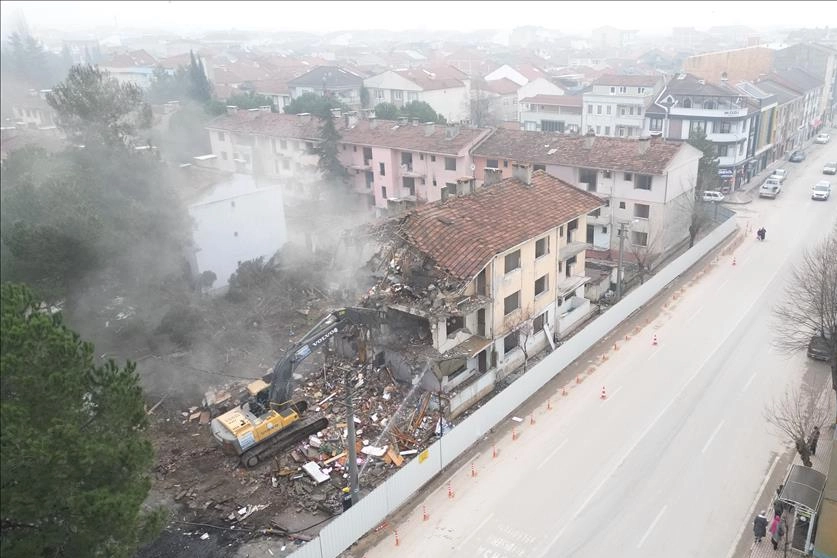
<box><xmin>593</xmin><ymin>74</ymin><xmax>662</xmax><ymax>87</ymax></box>
<box><xmin>105</xmin><ymin>49</ymin><xmax>157</xmax><ymax>68</ymax></box>
<box><xmin>394</xmin><ymin>67</ymin><xmax>466</xmax><ymax>91</ymax></box>
<box><xmin>482</xmin><ymin>78</ymin><xmax>520</xmax><ymax>95</ymax></box>
<box><xmin>472</xmin><ymin>128</ymin><xmax>694</xmax><ymax>175</ymax></box>
<box><xmin>396</xmin><ymin>171</ymin><xmax>603</xmax><ymax>280</ymax></box>
<box><xmin>520</xmin><ymin>94</ymin><xmax>582</xmax><ymax>107</ymax></box>
<box><xmin>207</xmin><ymin>111</ymin><xmax>330</xmax><ymax>140</ymax></box>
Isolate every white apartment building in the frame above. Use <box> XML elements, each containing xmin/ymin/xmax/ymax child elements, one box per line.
<box><xmin>582</xmin><ymin>74</ymin><xmax>664</xmax><ymax>138</ymax></box>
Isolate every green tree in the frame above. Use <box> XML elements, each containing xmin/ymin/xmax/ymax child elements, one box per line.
<box><xmin>360</xmin><ymin>86</ymin><xmax>370</xmax><ymax>109</ymax></box>
<box><xmin>46</xmin><ymin>65</ymin><xmax>152</xmax><ymax>147</ymax></box>
<box><xmin>146</xmin><ymin>66</ymin><xmax>188</xmax><ymax>105</ymax></box>
<box><xmin>374</xmin><ymin>102</ymin><xmax>399</xmax><ymax>120</ymax></box>
<box><xmin>284</xmin><ymin>92</ymin><xmax>348</xmax><ymax>115</ymax></box>
<box><xmin>0</xmin><ymin>282</ymin><xmax>164</xmax><ymax>558</ymax></box>
<box><xmin>186</xmin><ymin>51</ymin><xmax>212</xmax><ymax>103</ymax></box>
<box><xmin>226</xmin><ymin>90</ymin><xmax>275</xmax><ymax>110</ymax></box>
<box><xmin>687</xmin><ymin>129</ymin><xmax>720</xmax><ymax>192</ymax></box>
<box><xmin>2</xmin><ymin>25</ymin><xmax>69</xmax><ymax>88</ymax></box>
<box><xmin>402</xmin><ymin>100</ymin><xmax>445</xmax><ymax>123</ymax></box>
<box><xmin>316</xmin><ymin>110</ymin><xmax>348</xmax><ymax>186</ymax></box>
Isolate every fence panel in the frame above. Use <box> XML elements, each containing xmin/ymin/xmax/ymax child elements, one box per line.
<box><xmin>285</xmin><ymin>538</ymin><xmax>323</xmax><ymax>558</ymax></box>
<box><xmin>318</xmin><ymin>482</ymin><xmax>389</xmax><ymax>558</ymax></box>
<box><xmin>385</xmin><ymin>439</ymin><xmax>443</xmax><ymax>510</ymax></box>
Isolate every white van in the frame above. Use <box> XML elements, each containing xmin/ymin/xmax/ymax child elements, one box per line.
<box><xmin>759</xmin><ymin>178</ymin><xmax>782</xmax><ymax>199</ymax></box>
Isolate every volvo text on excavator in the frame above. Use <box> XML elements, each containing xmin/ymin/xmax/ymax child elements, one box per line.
<box><xmin>210</xmin><ymin>307</ymin><xmax>379</xmax><ymax>467</ymax></box>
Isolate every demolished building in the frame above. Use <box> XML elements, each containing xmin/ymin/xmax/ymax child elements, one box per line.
<box><xmin>362</xmin><ymin>165</ymin><xmax>604</xmax><ymax>418</ymax></box>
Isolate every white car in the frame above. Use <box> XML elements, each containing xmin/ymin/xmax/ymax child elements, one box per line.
<box><xmin>824</xmin><ymin>161</ymin><xmax>837</xmax><ymax>175</ymax></box>
<box><xmin>770</xmin><ymin>168</ymin><xmax>788</xmax><ymax>184</ymax></box>
<box><xmin>759</xmin><ymin>178</ymin><xmax>782</xmax><ymax>199</ymax></box>
<box><xmin>815</xmin><ymin>133</ymin><xmax>831</xmax><ymax>144</ymax></box>
<box><xmin>702</xmin><ymin>190</ymin><xmax>725</xmax><ymax>202</ymax></box>
<box><xmin>811</xmin><ymin>181</ymin><xmax>832</xmax><ymax>201</ymax></box>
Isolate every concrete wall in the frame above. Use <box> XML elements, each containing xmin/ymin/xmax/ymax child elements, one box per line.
<box><xmin>683</xmin><ymin>46</ymin><xmax>775</xmax><ymax>85</ymax></box>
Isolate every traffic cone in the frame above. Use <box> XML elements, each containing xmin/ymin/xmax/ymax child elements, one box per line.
<box><xmin>576</xmin><ymin>374</ymin><xmax>581</xmax><ymax>384</ymax></box>
<box><xmin>562</xmin><ymin>386</ymin><xmax>568</xmax><ymax>396</ymax></box>
<box><xmin>512</xmin><ymin>427</ymin><xmax>518</xmax><ymax>441</ymax></box>
<box><xmin>613</xmin><ymin>343</ymin><xmax>619</xmax><ymax>351</ymax></box>
<box><xmin>492</xmin><ymin>444</ymin><xmax>498</xmax><ymax>458</ymax></box>
<box><xmin>471</xmin><ymin>462</ymin><xmax>478</xmax><ymax>477</ymax></box>
<box><xmin>448</xmin><ymin>482</ymin><xmax>454</xmax><ymax>499</ymax></box>
<box><xmin>732</xmin><ymin>255</ymin><xmax>736</xmax><ymax>266</ymax></box>
<box><xmin>600</xmin><ymin>386</ymin><xmax>607</xmax><ymax>400</ymax></box>
<box><xmin>423</xmin><ymin>505</ymin><xmax>429</xmax><ymax>521</ymax></box>
<box><xmin>529</xmin><ymin>414</ymin><xmax>535</xmax><ymax>425</ymax></box>
<box><xmin>652</xmin><ymin>334</ymin><xmax>658</xmax><ymax>346</ymax></box>
<box><xmin>625</xmin><ymin>334</ymin><xmax>630</xmax><ymax>341</ymax></box>
<box><xmin>547</xmin><ymin>399</ymin><xmax>552</xmax><ymax>410</ymax></box>
<box><xmin>394</xmin><ymin>530</ymin><xmax>400</xmax><ymax>546</ymax></box>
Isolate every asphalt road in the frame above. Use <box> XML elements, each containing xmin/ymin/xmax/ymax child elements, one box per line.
<box><xmin>360</xmin><ymin>138</ymin><xmax>837</xmax><ymax>558</ymax></box>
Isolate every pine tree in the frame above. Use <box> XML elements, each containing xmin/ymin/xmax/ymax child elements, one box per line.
<box><xmin>687</xmin><ymin>129</ymin><xmax>721</xmax><ymax>192</ymax></box>
<box><xmin>316</xmin><ymin>111</ymin><xmax>348</xmax><ymax>187</ymax></box>
<box><xmin>0</xmin><ymin>283</ymin><xmax>164</xmax><ymax>558</ymax></box>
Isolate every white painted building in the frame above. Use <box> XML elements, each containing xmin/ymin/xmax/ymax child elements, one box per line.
<box><xmin>187</xmin><ymin>172</ymin><xmax>287</xmax><ymax>293</ymax></box>
<box><xmin>364</xmin><ymin>66</ymin><xmax>471</xmax><ymax>123</ymax></box>
<box><xmin>582</xmin><ymin>74</ymin><xmax>665</xmax><ymax>138</ymax></box>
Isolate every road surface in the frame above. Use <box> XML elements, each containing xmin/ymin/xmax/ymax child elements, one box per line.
<box><xmin>361</xmin><ymin>140</ymin><xmax>837</xmax><ymax>558</ymax></box>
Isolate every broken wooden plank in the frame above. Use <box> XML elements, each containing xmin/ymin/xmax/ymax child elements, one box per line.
<box><xmin>386</xmin><ymin>446</ymin><xmax>404</xmax><ymax>467</ymax></box>
<box><xmin>146</xmin><ymin>395</ymin><xmax>167</xmax><ymax>415</ymax></box>
<box><xmin>323</xmin><ymin>452</ymin><xmax>347</xmax><ymax>465</ymax></box>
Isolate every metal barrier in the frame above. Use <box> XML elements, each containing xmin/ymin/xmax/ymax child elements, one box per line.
<box><xmin>287</xmin><ymin>215</ymin><xmax>738</xmax><ymax>558</ymax></box>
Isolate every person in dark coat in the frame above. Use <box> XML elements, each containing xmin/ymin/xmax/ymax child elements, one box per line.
<box><xmin>753</xmin><ymin>511</ymin><xmax>768</xmax><ymax>543</ymax></box>
<box><xmin>773</xmin><ymin>499</ymin><xmax>784</xmax><ymax>517</ymax></box>
<box><xmin>809</xmin><ymin>426</ymin><xmax>821</xmax><ymax>456</ymax></box>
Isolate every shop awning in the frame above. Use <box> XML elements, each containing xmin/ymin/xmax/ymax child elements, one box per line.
<box><xmin>779</xmin><ymin>464</ymin><xmax>827</xmax><ymax>513</ymax></box>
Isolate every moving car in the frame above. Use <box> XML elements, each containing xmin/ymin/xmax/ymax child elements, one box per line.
<box><xmin>702</xmin><ymin>190</ymin><xmax>725</xmax><ymax>202</ymax></box>
<box><xmin>824</xmin><ymin>161</ymin><xmax>837</xmax><ymax>175</ymax></box>
<box><xmin>770</xmin><ymin>168</ymin><xmax>788</xmax><ymax>184</ymax></box>
<box><xmin>789</xmin><ymin>150</ymin><xmax>806</xmax><ymax>162</ymax></box>
<box><xmin>807</xmin><ymin>335</ymin><xmax>830</xmax><ymax>361</ymax></box>
<box><xmin>759</xmin><ymin>178</ymin><xmax>782</xmax><ymax>199</ymax></box>
<box><xmin>815</xmin><ymin>133</ymin><xmax>831</xmax><ymax>144</ymax></box>
<box><xmin>811</xmin><ymin>180</ymin><xmax>832</xmax><ymax>201</ymax></box>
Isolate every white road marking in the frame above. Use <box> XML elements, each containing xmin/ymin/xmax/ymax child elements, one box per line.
<box><xmin>742</xmin><ymin>371</ymin><xmax>757</xmax><ymax>392</ymax></box>
<box><xmin>647</xmin><ymin>348</ymin><xmax>661</xmax><ymax>361</ymax></box>
<box><xmin>432</xmin><ymin>452</ymin><xmax>482</xmax><ymax>499</ymax></box>
<box><xmin>701</xmin><ymin>420</ymin><xmax>726</xmax><ymax>454</ymax></box>
<box><xmin>603</xmin><ymin>386</ymin><xmax>623</xmax><ymax>402</ymax></box>
<box><xmin>719</xmin><ymin>278</ymin><xmax>730</xmax><ymax>290</ymax></box>
<box><xmin>725</xmin><ymin>454</ymin><xmax>781</xmax><ymax>558</ymax></box>
<box><xmin>536</xmin><ymin>439</ymin><xmax>568</xmax><ymax>471</ymax></box>
<box><xmin>537</xmin><ymin>259</ymin><xmax>787</xmax><ymax>556</ymax></box>
<box><xmin>687</xmin><ymin>307</ymin><xmax>704</xmax><ymax>322</ymax></box>
<box><xmin>456</xmin><ymin>512</ymin><xmax>494</xmax><ymax>549</ymax></box>
<box><xmin>637</xmin><ymin>505</ymin><xmax>668</xmax><ymax>549</ymax></box>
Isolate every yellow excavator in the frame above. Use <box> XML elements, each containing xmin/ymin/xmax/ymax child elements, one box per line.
<box><xmin>210</xmin><ymin>308</ymin><xmax>379</xmax><ymax>467</ymax></box>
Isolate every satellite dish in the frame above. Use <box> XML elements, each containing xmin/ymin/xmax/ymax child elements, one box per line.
<box><xmin>470</xmin><ymin>164</ymin><xmax>476</xmax><ymax>171</ymax></box>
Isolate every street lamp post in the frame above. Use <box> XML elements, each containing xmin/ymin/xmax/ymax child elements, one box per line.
<box><xmin>344</xmin><ymin>366</ymin><xmax>360</xmax><ymax>505</ymax></box>
<box><xmin>616</xmin><ymin>222</ymin><xmax>628</xmax><ymax>301</ymax></box>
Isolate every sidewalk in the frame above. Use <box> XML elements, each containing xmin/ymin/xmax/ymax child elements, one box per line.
<box><xmin>742</xmin><ymin>428</ymin><xmax>833</xmax><ymax>558</ymax></box>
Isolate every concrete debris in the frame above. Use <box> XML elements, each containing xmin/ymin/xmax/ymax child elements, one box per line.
<box><xmin>361</xmin><ymin>445</ymin><xmax>388</xmax><ymax>457</ymax></box>
<box><xmin>200</xmin><ymin>532</ymin><xmax>209</xmax><ymax>540</ymax></box>
<box><xmin>302</xmin><ymin>462</ymin><xmax>330</xmax><ymax>485</ymax></box>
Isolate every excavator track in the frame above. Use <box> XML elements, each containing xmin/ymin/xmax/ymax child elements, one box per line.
<box><xmin>240</xmin><ymin>415</ymin><xmax>329</xmax><ymax>468</ymax></box>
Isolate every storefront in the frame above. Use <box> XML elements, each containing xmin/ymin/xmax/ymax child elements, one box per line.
<box><xmin>718</xmin><ymin>168</ymin><xmax>734</xmax><ymax>193</ymax></box>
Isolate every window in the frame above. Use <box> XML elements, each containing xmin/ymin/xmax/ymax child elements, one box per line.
<box><xmin>649</xmin><ymin>118</ymin><xmax>663</xmax><ymax>132</ymax></box>
<box><xmin>610</xmin><ymin>86</ymin><xmax>616</xmax><ymax>94</ymax></box>
<box><xmin>619</xmin><ymin>86</ymin><xmax>627</xmax><ymax>93</ymax></box>
<box><xmin>487</xmin><ymin>159</ymin><xmax>499</xmax><ymax>168</ymax></box>
<box><xmin>504</xmin><ymin>160</ymin><xmax>509</xmax><ymax>168</ymax></box>
<box><xmin>606</xmin><ymin>105</ymin><xmax>612</xmax><ymax>115</ymax></box>
<box><xmin>638</xmin><ymin>87</ymin><xmax>646</xmax><ymax>94</ymax></box>
<box><xmin>305</xmin><ymin>141</ymin><xmax>314</xmax><ymax>153</ymax></box>
<box><xmin>589</xmin><ymin>208</ymin><xmax>601</xmax><ymax>218</ymax></box>
<box><xmin>534</xmin><ymin>274</ymin><xmax>549</xmax><ymax>296</ymax></box>
<box><xmin>375</xmin><ymin>89</ymin><xmax>384</xmax><ymax>100</ymax></box>
<box><xmin>619</xmin><ymin>201</ymin><xmax>626</xmax><ymax>209</ymax></box>
<box><xmin>634</xmin><ymin>203</ymin><xmax>650</xmax><ymax>218</ymax></box>
<box><xmin>280</xmin><ymin>139</ymin><xmax>287</xmax><ymax>150</ymax></box>
<box><xmin>431</xmin><ymin>155</ymin><xmax>436</xmax><ymax>162</ymax></box>
<box><xmin>233</xmin><ymin>152</ymin><xmax>240</xmax><ymax>160</ymax></box>
<box><xmin>596</xmin><ymin>126</ymin><xmax>601</xmax><ymax>135</ymax></box>
<box><xmin>353</xmin><ymin>145</ymin><xmax>357</xmax><ymax>152</ymax></box>
<box><xmin>504</xmin><ymin>250</ymin><xmax>521</xmax><ymax>273</ymax></box>
<box><xmin>559</xmin><ymin>226</ymin><xmax>564</xmax><ymax>237</ymax></box>
<box><xmin>618</xmin><ymin>127</ymin><xmax>626</xmax><ymax>137</ymax></box>
<box><xmin>587</xmin><ymin>104</ymin><xmax>593</xmax><ymax>114</ymax></box>
<box><xmin>635</xmin><ymin>175</ymin><xmax>652</xmax><ymax>190</ymax></box>
<box><xmin>601</xmin><ymin>226</ymin><xmax>608</xmax><ymax>233</ymax></box>
<box><xmin>533</xmin><ymin>164</ymin><xmax>546</xmax><ymax>171</ymax></box>
<box><xmin>620</xmin><ymin>106</ymin><xmax>627</xmax><ymax>116</ymax></box>
<box><xmin>579</xmin><ymin>168</ymin><xmax>597</xmax><ymax>191</ymax></box>
<box><xmin>446</xmin><ymin>315</ymin><xmax>465</xmax><ymax>335</ymax></box>
<box><xmin>738</xmin><ymin>143</ymin><xmax>745</xmax><ymax>155</ymax></box>
<box><xmin>445</xmin><ymin>157</ymin><xmax>456</xmax><ymax>171</ymax></box>
<box><xmin>605</xmin><ymin>126</ymin><xmax>611</xmax><ymax>136</ymax></box>
<box><xmin>542</xmin><ymin>120</ymin><xmax>564</xmax><ymax>132</ymax></box>
<box><xmin>603</xmin><ymin>170</ymin><xmax>612</xmax><ymax>179</ymax></box>
<box><xmin>623</xmin><ymin>172</ymin><xmax>633</xmax><ymax>181</ymax></box>
<box><xmin>597</xmin><ymin>105</ymin><xmax>602</xmax><ymax>115</ymax></box>
<box><xmin>381</xmin><ymin>186</ymin><xmax>387</xmax><ymax>198</ymax></box>
<box><xmin>690</xmin><ymin>120</ymin><xmax>706</xmax><ymax>134</ymax></box>
<box><xmin>535</xmin><ymin>236</ymin><xmax>549</xmax><ymax>258</ymax></box>
<box><xmin>293</xmin><ymin>141</ymin><xmax>300</xmax><ymax>150</ymax></box>
<box><xmin>504</xmin><ymin>291</ymin><xmax>520</xmax><ymax>315</ymax></box>
<box><xmin>282</xmin><ymin>159</ymin><xmax>290</xmax><ymax>170</ymax></box>
<box><xmin>217</xmin><ymin>131</ymin><xmax>226</xmax><ymax>141</ymax></box>
<box><xmin>716</xmin><ymin>121</ymin><xmax>731</xmax><ymax>133</ymax></box>
<box><xmin>716</xmin><ymin>144</ymin><xmax>729</xmax><ymax>157</ymax></box>
<box><xmin>631</xmin><ymin>231</ymin><xmax>648</xmax><ymax>246</ymax></box>
<box><xmin>419</xmin><ymin>153</ymin><xmax>424</xmax><ymax>160</ymax></box>
<box><xmin>682</xmin><ymin>98</ymin><xmax>692</xmax><ymax>109</ymax></box>
<box><xmin>533</xmin><ymin>313</ymin><xmax>545</xmax><ymax>332</ymax></box>
<box><xmin>704</xmin><ymin>100</ymin><xmax>716</xmax><ymax>110</ymax></box>
<box><xmin>221</xmin><ymin>151</ymin><xmax>228</xmax><ymax>160</ymax></box>
<box><xmin>393</xmin><ymin>90</ymin><xmax>403</xmax><ymax>100</ymax></box>
<box><xmin>379</xmin><ymin>162</ymin><xmax>386</xmax><ymax>176</ymax></box>
<box><xmin>503</xmin><ymin>331</ymin><xmax>519</xmax><ymax>353</ymax></box>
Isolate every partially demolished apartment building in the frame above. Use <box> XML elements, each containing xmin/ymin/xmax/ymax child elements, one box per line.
<box><xmin>364</xmin><ymin>166</ymin><xmax>603</xmax><ymax>417</ymax></box>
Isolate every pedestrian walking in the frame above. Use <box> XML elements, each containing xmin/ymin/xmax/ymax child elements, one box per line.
<box><xmin>773</xmin><ymin>498</ymin><xmax>784</xmax><ymax>517</ymax></box>
<box><xmin>771</xmin><ymin>516</ymin><xmax>785</xmax><ymax>550</ymax></box>
<box><xmin>753</xmin><ymin>511</ymin><xmax>768</xmax><ymax>543</ymax></box>
<box><xmin>809</xmin><ymin>426</ymin><xmax>820</xmax><ymax>456</ymax></box>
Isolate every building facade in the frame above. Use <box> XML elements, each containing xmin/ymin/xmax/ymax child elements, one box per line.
<box><xmin>582</xmin><ymin>74</ymin><xmax>665</xmax><ymax>138</ymax></box>
<box><xmin>519</xmin><ymin>95</ymin><xmax>583</xmax><ymax>133</ymax></box>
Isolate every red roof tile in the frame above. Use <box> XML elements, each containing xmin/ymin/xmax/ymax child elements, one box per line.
<box><xmin>105</xmin><ymin>49</ymin><xmax>157</xmax><ymax>68</ymax></box>
<box><xmin>207</xmin><ymin>111</ymin><xmax>329</xmax><ymax>140</ymax></box>
<box><xmin>482</xmin><ymin>78</ymin><xmax>520</xmax><ymax>95</ymax></box>
<box><xmin>472</xmin><ymin>128</ymin><xmax>694</xmax><ymax>175</ymax></box>
<box><xmin>396</xmin><ymin>171</ymin><xmax>603</xmax><ymax>280</ymax></box>
<box><xmin>520</xmin><ymin>94</ymin><xmax>582</xmax><ymax>107</ymax></box>
<box><xmin>393</xmin><ymin>65</ymin><xmax>468</xmax><ymax>91</ymax></box>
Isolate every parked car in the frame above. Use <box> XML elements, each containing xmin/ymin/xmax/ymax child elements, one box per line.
<box><xmin>759</xmin><ymin>178</ymin><xmax>782</xmax><ymax>199</ymax></box>
<box><xmin>815</xmin><ymin>133</ymin><xmax>831</xmax><ymax>144</ymax></box>
<box><xmin>807</xmin><ymin>335</ymin><xmax>830</xmax><ymax>361</ymax></box>
<box><xmin>789</xmin><ymin>150</ymin><xmax>806</xmax><ymax>162</ymax></box>
<box><xmin>824</xmin><ymin>161</ymin><xmax>837</xmax><ymax>175</ymax></box>
<box><xmin>811</xmin><ymin>180</ymin><xmax>832</xmax><ymax>201</ymax></box>
<box><xmin>702</xmin><ymin>190</ymin><xmax>725</xmax><ymax>202</ymax></box>
<box><xmin>770</xmin><ymin>168</ymin><xmax>788</xmax><ymax>184</ymax></box>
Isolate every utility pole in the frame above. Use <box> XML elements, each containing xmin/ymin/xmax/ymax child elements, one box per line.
<box><xmin>345</xmin><ymin>366</ymin><xmax>359</xmax><ymax>505</ymax></box>
<box><xmin>616</xmin><ymin>221</ymin><xmax>628</xmax><ymax>301</ymax></box>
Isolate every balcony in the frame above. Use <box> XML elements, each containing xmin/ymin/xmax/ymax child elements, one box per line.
<box><xmin>349</xmin><ymin>161</ymin><xmax>372</xmax><ymax>171</ymax></box>
<box><xmin>670</xmin><ymin>106</ymin><xmax>749</xmax><ymax>118</ymax></box>
<box><xmin>400</xmin><ymin>164</ymin><xmax>425</xmax><ymax>178</ymax></box>
<box><xmin>706</xmin><ymin>131</ymin><xmax>748</xmax><ymax>143</ymax></box>
<box><xmin>559</xmin><ymin>240</ymin><xmax>589</xmax><ymax>259</ymax></box>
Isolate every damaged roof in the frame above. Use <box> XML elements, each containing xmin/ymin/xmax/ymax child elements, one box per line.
<box><xmin>341</xmin><ymin>120</ymin><xmax>491</xmax><ymax>156</ymax></box>
<box><xmin>472</xmin><ymin>128</ymin><xmax>692</xmax><ymax>175</ymax></box>
<box><xmin>206</xmin><ymin>111</ymin><xmax>337</xmax><ymax>140</ymax></box>
<box><xmin>395</xmin><ymin>171</ymin><xmax>603</xmax><ymax>281</ymax></box>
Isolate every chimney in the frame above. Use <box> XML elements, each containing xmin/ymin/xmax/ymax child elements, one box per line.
<box><xmin>445</xmin><ymin>124</ymin><xmax>460</xmax><ymax>139</ymax></box>
<box><xmin>511</xmin><ymin>162</ymin><xmax>533</xmax><ymax>185</ymax></box>
<box><xmin>398</xmin><ymin>116</ymin><xmax>409</xmax><ymax>125</ymax></box>
<box><xmin>330</xmin><ymin>107</ymin><xmax>342</xmax><ymax>118</ymax></box>
<box><xmin>297</xmin><ymin>112</ymin><xmax>311</xmax><ymax>122</ymax></box>
<box><xmin>226</xmin><ymin>105</ymin><xmax>239</xmax><ymax>115</ymax></box>
<box><xmin>638</xmin><ymin>136</ymin><xmax>651</xmax><ymax>155</ymax></box>
<box><xmin>370</xmin><ymin>117</ymin><xmax>378</xmax><ymax>129</ymax></box>
<box><xmin>484</xmin><ymin>167</ymin><xmax>503</xmax><ymax>187</ymax></box>
<box><xmin>584</xmin><ymin>129</ymin><xmax>596</xmax><ymax>149</ymax></box>
<box><xmin>258</xmin><ymin>105</ymin><xmax>271</xmax><ymax>112</ymax></box>
<box><xmin>412</xmin><ymin>118</ymin><xmax>420</xmax><ymax>126</ymax></box>
<box><xmin>345</xmin><ymin>111</ymin><xmax>359</xmax><ymax>128</ymax></box>
<box><xmin>424</xmin><ymin>121</ymin><xmax>435</xmax><ymax>136</ymax></box>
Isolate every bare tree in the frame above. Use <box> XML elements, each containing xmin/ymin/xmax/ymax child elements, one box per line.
<box><xmin>504</xmin><ymin>306</ymin><xmax>535</xmax><ymax>371</ymax></box>
<box><xmin>772</xmin><ymin>228</ymin><xmax>837</xmax><ymax>422</ymax></box>
<box><xmin>627</xmin><ymin>232</ymin><xmax>663</xmax><ymax>285</ymax></box>
<box><xmin>469</xmin><ymin>77</ymin><xmax>500</xmax><ymax>128</ymax></box>
<box><xmin>764</xmin><ymin>384</ymin><xmax>831</xmax><ymax>467</ymax></box>
<box><xmin>671</xmin><ymin>181</ymin><xmax>714</xmax><ymax>248</ymax></box>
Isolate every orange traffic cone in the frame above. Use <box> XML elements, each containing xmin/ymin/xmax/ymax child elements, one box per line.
<box><xmin>394</xmin><ymin>530</ymin><xmax>400</xmax><ymax>546</ymax></box>
<box><xmin>732</xmin><ymin>255</ymin><xmax>737</xmax><ymax>266</ymax></box>
<box><xmin>423</xmin><ymin>505</ymin><xmax>429</xmax><ymax>521</ymax></box>
<box><xmin>652</xmin><ymin>334</ymin><xmax>658</xmax><ymax>346</ymax></box>
<box><xmin>600</xmin><ymin>386</ymin><xmax>607</xmax><ymax>400</ymax></box>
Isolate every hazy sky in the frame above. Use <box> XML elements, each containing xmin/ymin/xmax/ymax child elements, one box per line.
<box><xmin>0</xmin><ymin>0</ymin><xmax>824</xmax><ymax>37</ymax></box>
